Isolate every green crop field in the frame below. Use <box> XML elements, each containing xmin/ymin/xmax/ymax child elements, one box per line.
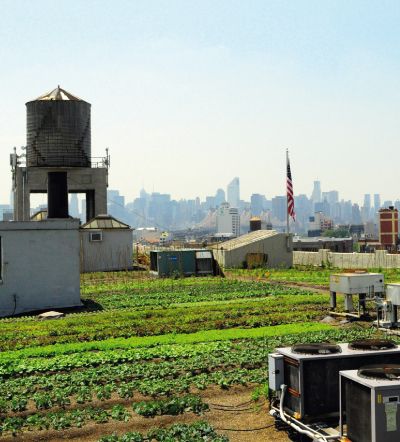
<box><xmin>0</xmin><ymin>275</ymin><xmax>388</xmax><ymax>441</ymax></box>
<box><xmin>226</xmin><ymin>266</ymin><xmax>400</xmax><ymax>286</ymax></box>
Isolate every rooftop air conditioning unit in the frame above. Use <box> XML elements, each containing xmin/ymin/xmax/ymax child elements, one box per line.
<box><xmin>90</xmin><ymin>232</ymin><xmax>102</xmax><ymax>242</ymax></box>
<box><xmin>269</xmin><ymin>339</ymin><xmax>400</xmax><ymax>419</ymax></box>
<box><xmin>340</xmin><ymin>364</ymin><xmax>400</xmax><ymax>442</ymax></box>
<box><xmin>330</xmin><ymin>272</ymin><xmax>385</xmax><ymax>316</ymax></box>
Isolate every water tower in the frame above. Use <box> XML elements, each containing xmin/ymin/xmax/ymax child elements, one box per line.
<box><xmin>11</xmin><ymin>87</ymin><xmax>109</xmax><ymax>221</ymax></box>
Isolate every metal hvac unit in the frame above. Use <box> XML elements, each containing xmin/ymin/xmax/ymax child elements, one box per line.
<box><xmin>330</xmin><ymin>272</ymin><xmax>385</xmax><ymax>317</ymax></box>
<box><xmin>340</xmin><ymin>365</ymin><xmax>400</xmax><ymax>442</ymax></box>
<box><xmin>269</xmin><ymin>340</ymin><xmax>400</xmax><ymax>419</ymax></box>
<box><xmin>376</xmin><ymin>283</ymin><xmax>400</xmax><ymax>328</ymax></box>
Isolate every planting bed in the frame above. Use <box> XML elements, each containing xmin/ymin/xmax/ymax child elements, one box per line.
<box><xmin>0</xmin><ymin>276</ymin><xmax>386</xmax><ymax>441</ymax></box>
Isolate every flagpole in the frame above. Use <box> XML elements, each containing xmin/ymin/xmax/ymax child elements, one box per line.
<box><xmin>286</xmin><ymin>149</ymin><xmax>290</xmax><ymax>236</ymax></box>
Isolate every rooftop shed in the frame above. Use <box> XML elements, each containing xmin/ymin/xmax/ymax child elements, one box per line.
<box><xmin>212</xmin><ymin>230</ymin><xmax>293</xmax><ymax>268</ymax></box>
<box><xmin>150</xmin><ymin>249</ymin><xmax>214</xmax><ymax>278</ymax></box>
<box><xmin>80</xmin><ymin>214</ymin><xmax>133</xmax><ymax>272</ymax></box>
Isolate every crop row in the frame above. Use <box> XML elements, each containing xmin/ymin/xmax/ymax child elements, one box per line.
<box><xmin>0</xmin><ymin>326</ymin><xmax>373</xmax><ymax>377</ymax></box>
<box><xmin>0</xmin><ymin>322</ymin><xmax>334</xmax><ymax>371</ymax></box>
<box><xmin>98</xmin><ymin>421</ymin><xmax>229</xmax><ymax>442</ymax></box>
<box><xmin>81</xmin><ymin>276</ymin><xmax>259</xmax><ymax>295</ymax></box>
<box><xmin>0</xmin><ymin>328</ymin><xmax>376</xmax><ymax>408</ymax></box>
<box><xmin>0</xmin><ymin>294</ymin><xmax>334</xmax><ymax>351</ymax></box>
<box><xmin>0</xmin><ymin>396</ymin><xmax>208</xmax><ymax>437</ymax></box>
<box><xmin>82</xmin><ymin>280</ymin><xmax>316</xmax><ymax>310</ymax></box>
<box><xmin>0</xmin><ymin>348</ymin><xmax>269</xmax><ymax>406</ymax></box>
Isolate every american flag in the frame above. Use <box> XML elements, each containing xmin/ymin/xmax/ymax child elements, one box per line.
<box><xmin>287</xmin><ymin>156</ymin><xmax>296</xmax><ymax>222</ymax></box>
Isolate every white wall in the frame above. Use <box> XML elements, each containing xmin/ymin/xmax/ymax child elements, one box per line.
<box><xmin>0</xmin><ymin>219</ymin><xmax>81</xmax><ymax>317</ymax></box>
<box><xmin>294</xmin><ymin>250</ymin><xmax>400</xmax><ymax>269</ymax></box>
<box><xmin>81</xmin><ymin>229</ymin><xmax>133</xmax><ymax>272</ymax></box>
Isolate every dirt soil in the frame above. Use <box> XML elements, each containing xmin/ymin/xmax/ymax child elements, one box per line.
<box><xmin>2</xmin><ymin>387</ymin><xmax>290</xmax><ymax>442</ymax></box>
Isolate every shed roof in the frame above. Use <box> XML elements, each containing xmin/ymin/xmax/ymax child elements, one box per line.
<box><xmin>81</xmin><ymin>214</ymin><xmax>131</xmax><ymax>230</ymax></box>
<box><xmin>29</xmin><ymin>86</ymin><xmax>87</xmax><ymax>103</ymax></box>
<box><xmin>212</xmin><ymin>230</ymin><xmax>278</xmax><ymax>251</ymax></box>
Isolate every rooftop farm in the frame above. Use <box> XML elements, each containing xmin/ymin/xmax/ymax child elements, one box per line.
<box><xmin>0</xmin><ymin>274</ymin><xmax>387</xmax><ymax>441</ymax></box>
<box><xmin>227</xmin><ymin>265</ymin><xmax>400</xmax><ymax>286</ymax></box>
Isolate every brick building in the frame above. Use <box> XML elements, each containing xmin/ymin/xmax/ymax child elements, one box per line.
<box><xmin>379</xmin><ymin>207</ymin><xmax>399</xmax><ymax>250</ymax></box>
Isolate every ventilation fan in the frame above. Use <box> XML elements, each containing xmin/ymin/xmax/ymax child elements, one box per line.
<box><xmin>291</xmin><ymin>343</ymin><xmax>342</xmax><ymax>355</ymax></box>
<box><xmin>348</xmin><ymin>339</ymin><xmax>398</xmax><ymax>351</ymax></box>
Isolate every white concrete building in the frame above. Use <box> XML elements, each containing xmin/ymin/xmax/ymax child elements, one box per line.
<box><xmin>217</xmin><ymin>202</ymin><xmax>240</xmax><ymax>238</ymax></box>
<box><xmin>308</xmin><ymin>211</ymin><xmax>326</xmax><ymax>231</ymax></box>
<box><xmin>80</xmin><ymin>215</ymin><xmax>133</xmax><ymax>272</ymax></box>
<box><xmin>0</xmin><ymin>219</ymin><xmax>81</xmax><ymax>317</ymax></box>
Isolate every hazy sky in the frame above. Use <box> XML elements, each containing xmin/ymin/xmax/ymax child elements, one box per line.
<box><xmin>1</xmin><ymin>0</ymin><xmax>400</xmax><ymax>206</ymax></box>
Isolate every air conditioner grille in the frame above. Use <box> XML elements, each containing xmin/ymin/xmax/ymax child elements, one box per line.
<box><xmin>291</xmin><ymin>343</ymin><xmax>342</xmax><ymax>355</ymax></box>
<box><xmin>349</xmin><ymin>339</ymin><xmax>397</xmax><ymax>351</ymax></box>
<box><xmin>358</xmin><ymin>364</ymin><xmax>400</xmax><ymax>381</ymax></box>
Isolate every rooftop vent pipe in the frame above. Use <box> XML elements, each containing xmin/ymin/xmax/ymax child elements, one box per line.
<box><xmin>47</xmin><ymin>172</ymin><xmax>69</xmax><ymax>218</ymax></box>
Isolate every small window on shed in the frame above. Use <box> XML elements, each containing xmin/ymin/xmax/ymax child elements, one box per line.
<box><xmin>90</xmin><ymin>232</ymin><xmax>102</xmax><ymax>242</ymax></box>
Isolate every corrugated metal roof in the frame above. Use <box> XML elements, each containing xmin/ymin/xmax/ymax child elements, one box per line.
<box><xmin>29</xmin><ymin>86</ymin><xmax>87</xmax><ymax>103</ymax></box>
<box><xmin>81</xmin><ymin>214</ymin><xmax>131</xmax><ymax>230</ymax></box>
<box><xmin>212</xmin><ymin>230</ymin><xmax>278</xmax><ymax>251</ymax></box>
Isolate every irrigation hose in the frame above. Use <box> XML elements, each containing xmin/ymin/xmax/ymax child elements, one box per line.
<box><xmin>208</xmin><ymin>398</ymin><xmax>258</xmax><ymax>407</ymax></box>
<box><xmin>215</xmin><ymin>423</ymin><xmax>275</xmax><ymax>431</ymax></box>
<box><xmin>210</xmin><ymin>402</ymin><xmax>267</xmax><ymax>411</ymax></box>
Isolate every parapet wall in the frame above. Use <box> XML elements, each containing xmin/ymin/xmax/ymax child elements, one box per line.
<box><xmin>293</xmin><ymin>250</ymin><xmax>400</xmax><ymax>269</ymax></box>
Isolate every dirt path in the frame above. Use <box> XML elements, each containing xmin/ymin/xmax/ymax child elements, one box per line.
<box><xmin>3</xmin><ymin>387</ymin><xmax>289</xmax><ymax>442</ymax></box>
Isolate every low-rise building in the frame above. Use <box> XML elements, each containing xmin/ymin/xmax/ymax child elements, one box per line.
<box><xmin>212</xmin><ymin>230</ymin><xmax>292</xmax><ymax>268</ymax></box>
<box><xmin>293</xmin><ymin>236</ymin><xmax>353</xmax><ymax>253</ymax></box>
<box><xmin>80</xmin><ymin>214</ymin><xmax>133</xmax><ymax>272</ymax></box>
<box><xmin>0</xmin><ymin>219</ymin><xmax>81</xmax><ymax>317</ymax></box>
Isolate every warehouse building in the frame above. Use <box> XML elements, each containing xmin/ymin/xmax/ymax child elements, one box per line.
<box><xmin>212</xmin><ymin>230</ymin><xmax>293</xmax><ymax>268</ymax></box>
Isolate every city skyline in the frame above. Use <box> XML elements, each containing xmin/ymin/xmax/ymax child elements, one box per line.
<box><xmin>2</xmin><ymin>2</ymin><xmax>400</xmax><ymax>205</ymax></box>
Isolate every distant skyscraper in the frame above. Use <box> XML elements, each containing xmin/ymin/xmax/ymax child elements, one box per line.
<box><xmin>329</xmin><ymin>191</ymin><xmax>339</xmax><ymax>206</ymax></box>
<box><xmin>322</xmin><ymin>192</ymin><xmax>329</xmax><ymax>202</ymax></box>
<box><xmin>364</xmin><ymin>194</ymin><xmax>371</xmax><ymax>211</ymax></box>
<box><xmin>69</xmin><ymin>194</ymin><xmax>79</xmax><ymax>218</ymax></box>
<box><xmin>227</xmin><ymin>177</ymin><xmax>240</xmax><ymax>208</ymax></box>
<box><xmin>272</xmin><ymin>196</ymin><xmax>287</xmax><ymax>222</ymax></box>
<box><xmin>352</xmin><ymin>204</ymin><xmax>362</xmax><ymax>224</ymax></box>
<box><xmin>374</xmin><ymin>194</ymin><xmax>380</xmax><ymax>211</ymax></box>
<box><xmin>250</xmin><ymin>194</ymin><xmax>263</xmax><ymax>216</ymax></box>
<box><xmin>311</xmin><ymin>181</ymin><xmax>321</xmax><ymax>203</ymax></box>
<box><xmin>383</xmin><ymin>200</ymin><xmax>393</xmax><ymax>209</ymax></box>
<box><xmin>343</xmin><ymin>200</ymin><xmax>352</xmax><ymax>222</ymax></box>
<box><xmin>215</xmin><ymin>188</ymin><xmax>226</xmax><ymax>207</ymax></box>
